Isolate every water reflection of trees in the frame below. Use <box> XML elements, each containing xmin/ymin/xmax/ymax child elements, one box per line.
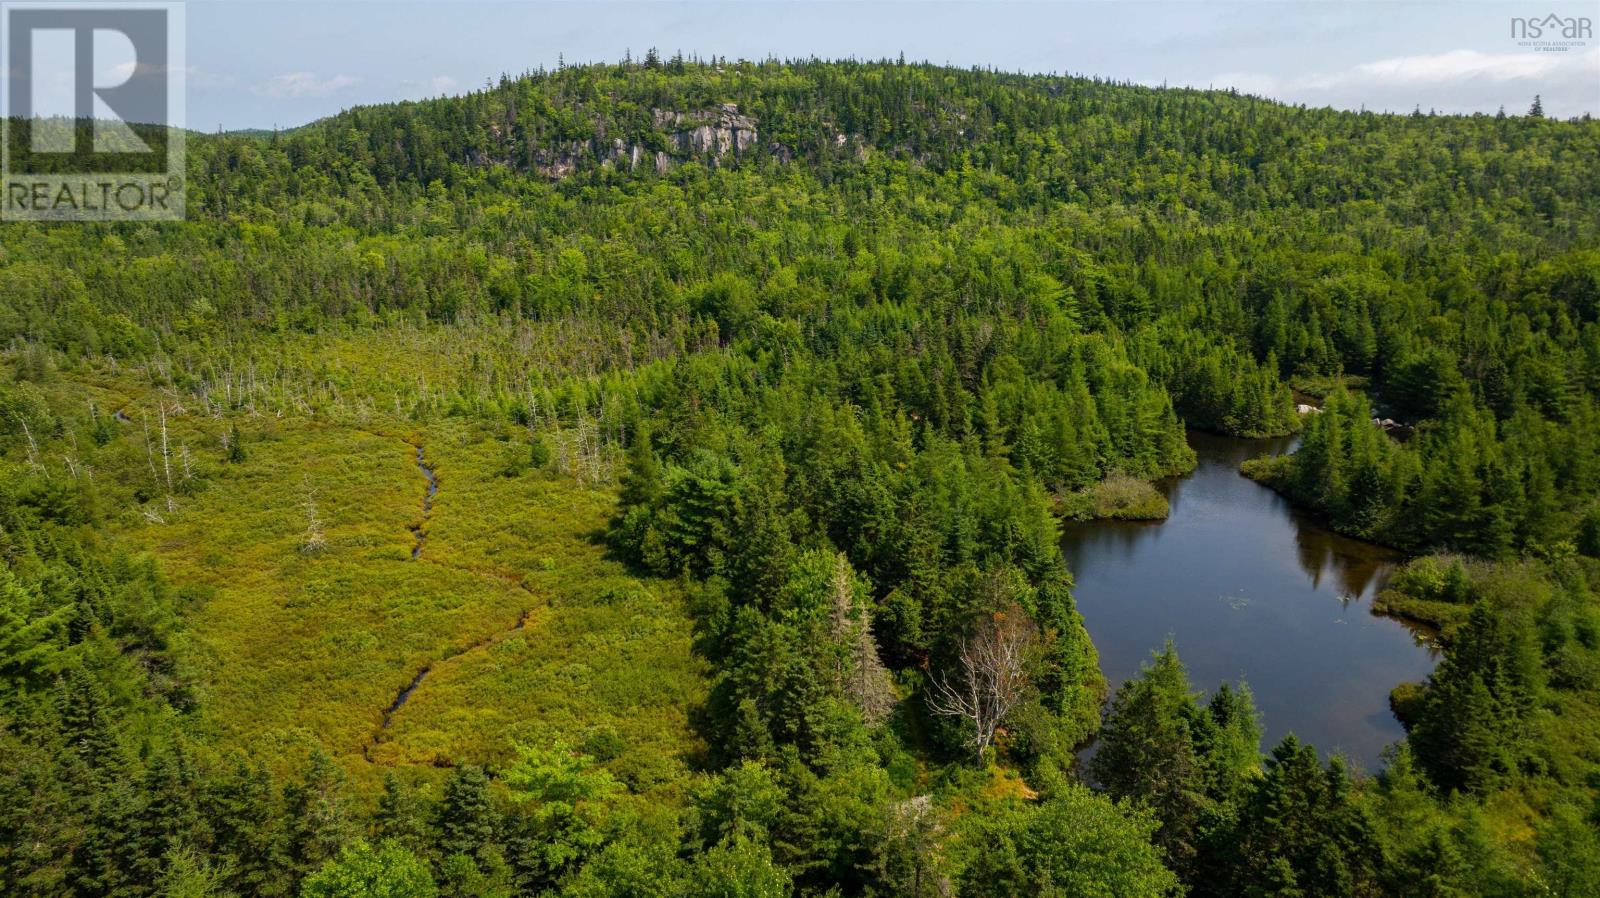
<box><xmin>1062</xmin><ymin>428</ymin><xmax>1403</xmax><ymax>606</ymax></box>
<box><xmin>1290</xmin><ymin>511</ymin><xmax>1398</xmax><ymax>600</ymax></box>
<box><xmin>1060</xmin><ymin>518</ymin><xmax>1163</xmax><ymax>575</ymax></box>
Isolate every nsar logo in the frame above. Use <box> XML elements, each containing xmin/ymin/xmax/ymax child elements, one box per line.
<box><xmin>1510</xmin><ymin>12</ymin><xmax>1593</xmax><ymax>51</ymax></box>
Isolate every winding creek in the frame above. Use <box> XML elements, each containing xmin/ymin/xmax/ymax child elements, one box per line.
<box><xmin>410</xmin><ymin>445</ymin><xmax>438</xmax><ymax>559</ymax></box>
<box><xmin>380</xmin><ymin>666</ymin><xmax>431</xmax><ymax>729</ymax></box>
<box><xmin>369</xmin><ymin>442</ymin><xmax>540</xmax><ymax>750</ymax></box>
<box><xmin>1062</xmin><ymin>429</ymin><xmax>1438</xmax><ymax>770</ymax></box>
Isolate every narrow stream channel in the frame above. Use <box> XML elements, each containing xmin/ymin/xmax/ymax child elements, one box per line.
<box><xmin>410</xmin><ymin>446</ymin><xmax>437</xmax><ymax>560</ymax></box>
<box><xmin>1061</xmin><ymin>429</ymin><xmax>1438</xmax><ymax>770</ymax></box>
<box><xmin>380</xmin><ymin>666</ymin><xmax>431</xmax><ymax>728</ymax></box>
<box><xmin>371</xmin><ymin>608</ymin><xmax>534</xmax><ymax>743</ymax></box>
<box><xmin>379</xmin><ymin>444</ymin><xmax>441</xmax><ymax>732</ymax></box>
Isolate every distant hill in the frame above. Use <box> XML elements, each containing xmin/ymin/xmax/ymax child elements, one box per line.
<box><xmin>236</xmin><ymin>58</ymin><xmax>1599</xmax><ymax>230</ymax></box>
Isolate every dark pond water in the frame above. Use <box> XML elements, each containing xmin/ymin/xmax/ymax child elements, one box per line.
<box><xmin>1062</xmin><ymin>430</ymin><xmax>1438</xmax><ymax>771</ymax></box>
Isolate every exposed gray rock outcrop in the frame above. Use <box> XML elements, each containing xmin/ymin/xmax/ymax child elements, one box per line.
<box><xmin>653</xmin><ymin>103</ymin><xmax>759</xmax><ymax>156</ymax></box>
<box><xmin>528</xmin><ymin>103</ymin><xmax>766</xmax><ymax>179</ymax></box>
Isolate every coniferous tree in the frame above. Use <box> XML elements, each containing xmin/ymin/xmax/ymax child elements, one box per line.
<box><xmin>375</xmin><ymin>773</ymin><xmax>434</xmax><ymax>860</ymax></box>
<box><xmin>1410</xmin><ymin>603</ymin><xmax>1540</xmax><ymax>793</ymax></box>
<box><xmin>283</xmin><ymin>750</ymin><xmax>358</xmax><ymax>882</ymax></box>
<box><xmin>209</xmin><ymin>758</ymin><xmax>290</xmax><ymax>898</ymax></box>
<box><xmin>1091</xmin><ymin>643</ymin><xmax>1210</xmax><ymax>873</ymax></box>
<box><xmin>437</xmin><ymin>765</ymin><xmax>499</xmax><ymax>864</ymax></box>
<box><xmin>1224</xmin><ymin>736</ymin><xmax>1385</xmax><ymax>898</ymax></box>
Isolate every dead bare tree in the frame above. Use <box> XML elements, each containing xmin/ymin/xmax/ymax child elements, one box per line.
<box><xmin>826</xmin><ymin>553</ymin><xmax>895</xmax><ymax>725</ymax></box>
<box><xmin>157</xmin><ymin>404</ymin><xmax>173</xmax><ymax>493</ymax></box>
<box><xmin>299</xmin><ymin>477</ymin><xmax>327</xmax><ymax>554</ymax></box>
<box><xmin>927</xmin><ymin>605</ymin><xmax>1035</xmax><ymax>761</ymax></box>
<box><xmin>885</xmin><ymin>795</ymin><xmax>947</xmax><ymax>898</ymax></box>
<box><xmin>141</xmin><ymin>412</ymin><xmax>159</xmax><ymax>483</ymax></box>
<box><xmin>13</xmin><ymin>414</ymin><xmax>42</xmax><ymax>474</ymax></box>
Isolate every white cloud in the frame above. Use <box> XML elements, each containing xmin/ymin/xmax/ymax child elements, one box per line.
<box><xmin>99</xmin><ymin>61</ymin><xmax>186</xmax><ymax>85</ymax></box>
<box><xmin>187</xmin><ymin>66</ymin><xmax>237</xmax><ymax>90</ymax></box>
<box><xmin>254</xmin><ymin>72</ymin><xmax>358</xmax><ymax>100</ymax></box>
<box><xmin>104</xmin><ymin>60</ymin><xmax>138</xmax><ymax>83</ymax></box>
<box><xmin>395</xmin><ymin>74</ymin><xmax>462</xmax><ymax>100</ymax></box>
<box><xmin>1210</xmin><ymin>70</ymin><xmax>1283</xmax><ymax>98</ymax></box>
<box><xmin>1304</xmin><ymin>49</ymin><xmax>1566</xmax><ymax>88</ymax></box>
<box><xmin>1209</xmin><ymin>46</ymin><xmax>1600</xmax><ymax>116</ymax></box>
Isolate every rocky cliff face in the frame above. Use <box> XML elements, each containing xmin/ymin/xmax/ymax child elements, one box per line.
<box><xmin>653</xmin><ymin>104</ymin><xmax>759</xmax><ymax>155</ymax></box>
<box><xmin>527</xmin><ymin>103</ymin><xmax>770</xmax><ymax>179</ymax></box>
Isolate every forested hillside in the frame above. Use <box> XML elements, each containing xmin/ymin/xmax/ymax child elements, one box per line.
<box><xmin>3</xmin><ymin>58</ymin><xmax>1600</xmax><ymax>897</ymax></box>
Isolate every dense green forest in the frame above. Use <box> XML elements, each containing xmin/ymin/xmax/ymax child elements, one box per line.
<box><xmin>3</xmin><ymin>58</ymin><xmax>1600</xmax><ymax>897</ymax></box>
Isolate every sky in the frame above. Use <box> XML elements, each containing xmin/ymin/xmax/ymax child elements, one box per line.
<box><xmin>109</xmin><ymin>1</ymin><xmax>1600</xmax><ymax>129</ymax></box>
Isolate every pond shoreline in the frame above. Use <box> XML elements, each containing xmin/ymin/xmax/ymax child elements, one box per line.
<box><xmin>1062</xmin><ymin>428</ymin><xmax>1438</xmax><ymax>770</ymax></box>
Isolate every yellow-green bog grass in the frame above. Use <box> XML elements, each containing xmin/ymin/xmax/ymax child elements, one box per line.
<box><xmin>93</xmin><ymin>373</ymin><xmax>703</xmax><ymax>791</ymax></box>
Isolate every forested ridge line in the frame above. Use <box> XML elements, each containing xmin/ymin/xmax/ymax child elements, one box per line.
<box><xmin>2</xmin><ymin>58</ymin><xmax>1600</xmax><ymax>897</ymax></box>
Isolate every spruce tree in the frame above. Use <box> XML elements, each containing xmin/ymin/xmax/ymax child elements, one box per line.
<box><xmin>437</xmin><ymin>765</ymin><xmax>499</xmax><ymax>864</ymax></box>
<box><xmin>1410</xmin><ymin>603</ymin><xmax>1539</xmax><ymax>793</ymax></box>
<box><xmin>1091</xmin><ymin>642</ymin><xmax>1210</xmax><ymax>874</ymax></box>
<box><xmin>375</xmin><ymin>772</ymin><xmax>435</xmax><ymax>859</ymax></box>
<box><xmin>226</xmin><ymin>424</ymin><xmax>246</xmax><ymax>463</ymax></box>
<box><xmin>283</xmin><ymin>749</ymin><xmax>357</xmax><ymax>881</ymax></box>
<box><xmin>209</xmin><ymin>758</ymin><xmax>290</xmax><ymax>898</ymax></box>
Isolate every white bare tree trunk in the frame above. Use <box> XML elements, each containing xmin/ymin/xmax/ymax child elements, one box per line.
<box><xmin>927</xmin><ymin>607</ymin><xmax>1034</xmax><ymax>761</ymax></box>
<box><xmin>158</xmin><ymin>403</ymin><xmax>173</xmax><ymax>493</ymax></box>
